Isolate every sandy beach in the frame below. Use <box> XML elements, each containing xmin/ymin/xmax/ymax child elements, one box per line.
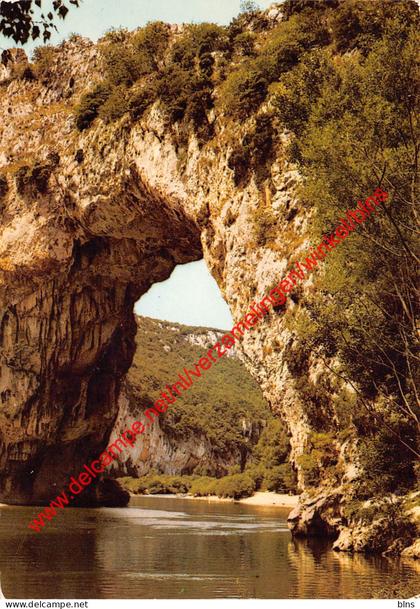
<box><xmin>239</xmin><ymin>491</ymin><xmax>299</xmax><ymax>507</ymax></box>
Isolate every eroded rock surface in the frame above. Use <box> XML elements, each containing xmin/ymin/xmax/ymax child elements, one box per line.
<box><xmin>0</xmin><ymin>35</ymin><xmax>417</xmax><ymax>553</ymax></box>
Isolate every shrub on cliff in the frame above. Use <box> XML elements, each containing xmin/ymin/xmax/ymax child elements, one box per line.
<box><xmin>75</xmin><ymin>83</ymin><xmax>111</xmax><ymax>130</ymax></box>
<box><xmin>296</xmin><ymin>453</ymin><xmax>320</xmax><ymax>486</ymax></box>
<box><xmin>221</xmin><ymin>12</ymin><xmax>329</xmax><ymax>119</ymax></box>
<box><xmin>14</xmin><ymin>162</ymin><xmax>53</xmax><ymax>196</ymax></box>
<box><xmin>97</xmin><ymin>86</ymin><xmax>130</xmax><ymax>123</ymax></box>
<box><xmin>239</xmin><ymin>0</ymin><xmax>259</xmax><ymax>13</ymax></box>
<box><xmin>156</xmin><ymin>23</ymin><xmax>226</xmax><ymax>127</ymax></box>
<box><xmin>132</xmin><ymin>22</ymin><xmax>170</xmax><ymax>73</ymax></box>
<box><xmin>101</xmin><ymin>43</ymin><xmax>143</xmax><ymax>87</ymax></box>
<box><xmin>329</xmin><ymin>0</ymin><xmax>416</xmax><ymax>55</ymax></box>
<box><xmin>252</xmin><ymin>419</ymin><xmax>290</xmax><ymax>467</ymax></box>
<box><xmin>128</xmin><ymin>84</ymin><xmax>157</xmax><ymax>120</ymax></box>
<box><xmin>229</xmin><ymin>113</ymin><xmax>275</xmax><ymax>187</ymax></box>
<box><xmin>0</xmin><ymin>176</ymin><xmax>8</xmax><ymax>199</ymax></box>
<box><xmin>356</xmin><ymin>423</ymin><xmax>417</xmax><ymax>496</ymax></box>
<box><xmin>222</xmin><ymin>65</ymin><xmax>269</xmax><ymax>120</ymax></box>
<box><xmin>282</xmin><ymin>0</ymin><xmax>339</xmax><ymax>20</ymax></box>
<box><xmin>295</xmin><ymin>432</ymin><xmax>338</xmax><ymax>487</ymax></box>
<box><xmin>75</xmin><ymin>22</ymin><xmax>226</xmax><ymax>132</ymax></box>
<box><xmin>32</xmin><ymin>45</ymin><xmax>56</xmax><ymax>81</ymax></box>
<box><xmin>245</xmin><ymin>419</ymin><xmax>298</xmax><ymax>493</ymax></box>
<box><xmin>276</xmin><ymin>6</ymin><xmax>419</xmax><ymax>492</ymax></box>
<box><xmin>232</xmin><ymin>31</ymin><xmax>256</xmax><ymax>57</ymax></box>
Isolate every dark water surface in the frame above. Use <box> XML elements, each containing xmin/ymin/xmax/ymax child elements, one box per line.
<box><xmin>0</xmin><ymin>495</ymin><xmax>418</xmax><ymax>599</ymax></box>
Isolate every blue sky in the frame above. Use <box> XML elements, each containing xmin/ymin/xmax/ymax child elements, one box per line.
<box><xmin>135</xmin><ymin>260</ymin><xmax>233</xmax><ymax>330</ymax></box>
<box><xmin>1</xmin><ymin>0</ymin><xmax>280</xmax><ymax>330</ymax></box>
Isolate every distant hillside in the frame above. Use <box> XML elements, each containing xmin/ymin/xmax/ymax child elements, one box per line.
<box><xmin>109</xmin><ymin>316</ymin><xmax>284</xmax><ymax>477</ymax></box>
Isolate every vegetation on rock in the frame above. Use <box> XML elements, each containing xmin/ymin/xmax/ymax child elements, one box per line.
<box><xmin>89</xmin><ymin>0</ymin><xmax>418</xmax><ymax>506</ymax></box>
<box><xmin>274</xmin><ymin>0</ymin><xmax>419</xmax><ymax>498</ymax></box>
<box><xmin>126</xmin><ymin>317</ymin><xmax>295</xmax><ymax>474</ymax></box>
<box><xmin>120</xmin><ymin>317</ymin><xmax>297</xmax><ymax>492</ymax></box>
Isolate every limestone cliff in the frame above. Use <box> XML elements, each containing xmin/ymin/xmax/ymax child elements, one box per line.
<box><xmin>108</xmin><ymin>316</ymin><xmax>269</xmax><ymax>478</ymax></box>
<box><xmin>0</xmin><ymin>5</ymin><xmax>417</xmax><ymax>555</ymax></box>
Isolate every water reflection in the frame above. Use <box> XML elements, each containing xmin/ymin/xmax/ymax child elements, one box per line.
<box><xmin>0</xmin><ymin>497</ymin><xmax>417</xmax><ymax>599</ymax></box>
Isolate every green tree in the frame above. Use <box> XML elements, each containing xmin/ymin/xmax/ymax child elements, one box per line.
<box><xmin>0</xmin><ymin>0</ymin><xmax>79</xmax><ymax>45</ymax></box>
<box><xmin>240</xmin><ymin>1</ymin><xmax>260</xmax><ymax>14</ymax></box>
<box><xmin>272</xmin><ymin>4</ymin><xmax>419</xmax><ymax>490</ymax></box>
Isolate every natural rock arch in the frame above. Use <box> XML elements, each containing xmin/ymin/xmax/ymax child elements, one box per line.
<box><xmin>0</xmin><ymin>41</ymin><xmax>331</xmax><ymax>519</ymax></box>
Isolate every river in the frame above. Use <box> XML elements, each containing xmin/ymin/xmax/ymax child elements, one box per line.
<box><xmin>0</xmin><ymin>496</ymin><xmax>418</xmax><ymax>599</ymax></box>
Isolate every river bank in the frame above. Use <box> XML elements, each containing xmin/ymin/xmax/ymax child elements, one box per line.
<box><xmin>129</xmin><ymin>491</ymin><xmax>299</xmax><ymax>508</ymax></box>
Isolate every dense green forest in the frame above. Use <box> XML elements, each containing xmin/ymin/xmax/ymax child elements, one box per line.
<box><xmin>127</xmin><ymin>316</ymin><xmax>269</xmax><ymax>454</ymax></box>
<box><xmin>120</xmin><ymin>316</ymin><xmax>297</xmax><ymax>498</ymax></box>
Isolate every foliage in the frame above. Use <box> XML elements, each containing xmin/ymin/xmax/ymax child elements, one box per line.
<box><xmin>132</xmin><ymin>21</ymin><xmax>170</xmax><ymax>73</ymax></box>
<box><xmin>329</xmin><ymin>0</ymin><xmax>418</xmax><ymax>55</ymax></box>
<box><xmin>221</xmin><ymin>63</ymin><xmax>269</xmax><ymax>120</ymax></box>
<box><xmin>252</xmin><ymin>419</ymin><xmax>290</xmax><ymax>467</ymax></box>
<box><xmin>296</xmin><ymin>452</ymin><xmax>320</xmax><ymax>486</ymax></box>
<box><xmin>189</xmin><ymin>476</ymin><xmax>217</xmax><ymax>497</ymax></box>
<box><xmin>128</xmin><ymin>84</ymin><xmax>157</xmax><ymax>120</ymax></box>
<box><xmin>284</xmin><ymin>337</ymin><xmax>311</xmax><ymax>377</ymax></box>
<box><xmin>282</xmin><ymin>0</ymin><xmax>339</xmax><ymax>20</ymax></box>
<box><xmin>245</xmin><ymin>419</ymin><xmax>298</xmax><ymax>493</ymax></box>
<box><xmin>14</xmin><ymin>161</ymin><xmax>52</xmax><ymax>195</ymax></box>
<box><xmin>228</xmin><ymin>113</ymin><xmax>275</xmax><ymax>186</ymax></box>
<box><xmin>216</xmin><ymin>473</ymin><xmax>255</xmax><ymax>499</ymax></box>
<box><xmin>0</xmin><ymin>176</ymin><xmax>8</xmax><ymax>199</ymax></box>
<box><xmin>97</xmin><ymin>86</ymin><xmax>130</xmax><ymax>123</ymax></box>
<box><xmin>156</xmin><ymin>23</ymin><xmax>226</xmax><ymax>132</ymax></box>
<box><xmin>120</xmin><ymin>472</ymin><xmax>255</xmax><ymax>500</ymax></box>
<box><xmin>233</xmin><ymin>31</ymin><xmax>256</xmax><ymax>57</ymax></box>
<box><xmin>264</xmin><ymin>463</ymin><xmax>297</xmax><ymax>493</ymax></box>
<box><xmin>75</xmin><ymin>83</ymin><xmax>111</xmax><ymax>131</ymax></box>
<box><xmin>78</xmin><ymin>24</ymin><xmax>168</xmax><ymax>126</ymax></box>
<box><xmin>239</xmin><ymin>0</ymin><xmax>260</xmax><ymax>14</ymax></box>
<box><xmin>0</xmin><ymin>0</ymin><xmax>79</xmax><ymax>45</ymax></box>
<box><xmin>356</xmin><ymin>423</ymin><xmax>417</xmax><ymax>496</ymax></box>
<box><xmin>118</xmin><ymin>474</ymin><xmax>193</xmax><ymax>495</ymax></box>
<box><xmin>221</xmin><ymin>12</ymin><xmax>329</xmax><ymax>119</ymax></box>
<box><xmin>342</xmin><ymin>497</ymin><xmax>417</xmax><ymax>555</ymax></box>
<box><xmin>32</xmin><ymin>45</ymin><xmax>56</xmax><ymax>80</ymax></box>
<box><xmin>127</xmin><ymin>316</ymin><xmax>272</xmax><ymax>467</ymax></box>
<box><xmin>270</xmin><ymin>2</ymin><xmax>419</xmax><ymax>493</ymax></box>
<box><xmin>245</xmin><ymin>463</ymin><xmax>266</xmax><ymax>488</ymax></box>
<box><xmin>271</xmin><ymin>49</ymin><xmax>336</xmax><ymax>137</ymax></box>
<box><xmin>297</xmin><ymin>432</ymin><xmax>337</xmax><ymax>487</ymax></box>
<box><xmin>75</xmin><ymin>22</ymin><xmax>226</xmax><ymax>133</ymax></box>
<box><xmin>101</xmin><ymin>42</ymin><xmax>144</xmax><ymax>87</ymax></box>
<box><xmin>251</xmin><ymin>194</ymin><xmax>279</xmax><ymax>246</ymax></box>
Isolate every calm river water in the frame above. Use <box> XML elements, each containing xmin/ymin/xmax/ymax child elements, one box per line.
<box><xmin>0</xmin><ymin>495</ymin><xmax>418</xmax><ymax>599</ymax></box>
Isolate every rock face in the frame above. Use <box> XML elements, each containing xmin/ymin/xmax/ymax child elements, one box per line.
<box><xmin>287</xmin><ymin>491</ymin><xmax>342</xmax><ymax>539</ymax></box>
<box><xmin>0</xmin><ymin>42</ymin><xmax>203</xmax><ymax>504</ymax></box>
<box><xmin>0</xmin><ymin>32</ymin><xmax>417</xmax><ymax>552</ymax></box>
<box><xmin>108</xmin><ymin>316</ymin><xmax>269</xmax><ymax>478</ymax></box>
<box><xmin>402</xmin><ymin>539</ymin><xmax>420</xmax><ymax>560</ymax></box>
<box><xmin>110</xmin><ymin>388</ymin><xmax>252</xmax><ymax>478</ymax></box>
